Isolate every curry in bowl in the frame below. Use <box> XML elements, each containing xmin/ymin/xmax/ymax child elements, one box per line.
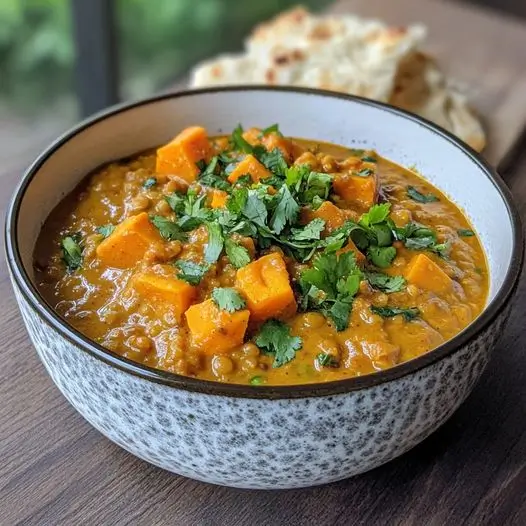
<box><xmin>34</xmin><ymin>124</ymin><xmax>488</xmax><ymax>386</ymax></box>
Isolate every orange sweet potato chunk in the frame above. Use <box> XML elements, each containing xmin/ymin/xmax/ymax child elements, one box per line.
<box><xmin>210</xmin><ymin>189</ymin><xmax>228</xmax><ymax>209</ymax></box>
<box><xmin>156</xmin><ymin>126</ymin><xmax>211</xmax><ymax>183</ymax></box>
<box><xmin>227</xmin><ymin>154</ymin><xmax>271</xmax><ymax>184</ymax></box>
<box><xmin>185</xmin><ymin>299</ymin><xmax>250</xmax><ymax>354</ymax></box>
<box><xmin>262</xmin><ymin>134</ymin><xmax>294</xmax><ymax>162</ymax></box>
<box><xmin>405</xmin><ymin>254</ymin><xmax>454</xmax><ymax>294</ymax></box>
<box><xmin>131</xmin><ymin>269</ymin><xmax>197</xmax><ymax>321</ymax></box>
<box><xmin>96</xmin><ymin>212</ymin><xmax>163</xmax><ymax>269</ymax></box>
<box><xmin>235</xmin><ymin>253</ymin><xmax>295</xmax><ymax>321</ymax></box>
<box><xmin>242</xmin><ymin>128</ymin><xmax>262</xmax><ymax>146</ymax></box>
<box><xmin>337</xmin><ymin>239</ymin><xmax>366</xmax><ymax>265</ymax></box>
<box><xmin>333</xmin><ymin>173</ymin><xmax>378</xmax><ymax>207</ymax></box>
<box><xmin>303</xmin><ymin>201</ymin><xmax>345</xmax><ymax>232</ymax></box>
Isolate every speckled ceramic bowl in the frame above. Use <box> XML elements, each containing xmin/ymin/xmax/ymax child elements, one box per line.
<box><xmin>5</xmin><ymin>87</ymin><xmax>523</xmax><ymax>489</ymax></box>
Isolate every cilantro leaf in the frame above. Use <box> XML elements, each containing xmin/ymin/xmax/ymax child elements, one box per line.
<box><xmin>259</xmin><ymin>124</ymin><xmax>282</xmax><ymax>137</ymax></box>
<box><xmin>198</xmin><ymin>156</ymin><xmax>231</xmax><ymax>191</ymax></box>
<box><xmin>270</xmin><ymin>184</ymin><xmax>299</xmax><ymax>234</ymax></box>
<box><xmin>371</xmin><ymin>306</ymin><xmax>420</xmax><ymax>321</ymax></box>
<box><xmin>250</xmin><ymin>375</ymin><xmax>265</xmax><ymax>385</ymax></box>
<box><xmin>255</xmin><ymin>320</ymin><xmax>302</xmax><ymax>368</ymax></box>
<box><xmin>365</xmin><ymin>271</ymin><xmax>406</xmax><ymax>293</ymax></box>
<box><xmin>258</xmin><ymin>148</ymin><xmax>288</xmax><ymax>177</ymax></box>
<box><xmin>326</xmin><ymin>300</ymin><xmax>352</xmax><ymax>331</ymax></box>
<box><xmin>407</xmin><ymin>186</ymin><xmax>439</xmax><ymax>203</ymax></box>
<box><xmin>290</xmin><ymin>218</ymin><xmax>325</xmax><ymax>241</ymax></box>
<box><xmin>96</xmin><ymin>225</ymin><xmax>115</xmax><ymax>239</ymax></box>
<box><xmin>204</xmin><ymin>222</ymin><xmax>224</xmax><ymax>263</ymax></box>
<box><xmin>224</xmin><ymin>237</ymin><xmax>251</xmax><ymax>268</ymax></box>
<box><xmin>360</xmin><ymin>203</ymin><xmax>391</xmax><ymax>227</ymax></box>
<box><xmin>243</xmin><ymin>189</ymin><xmax>268</xmax><ymax>227</ymax></box>
<box><xmin>367</xmin><ymin>245</ymin><xmax>396</xmax><ymax>268</ymax></box>
<box><xmin>174</xmin><ymin>260</ymin><xmax>209</xmax><ymax>285</ymax></box>
<box><xmin>230</xmin><ymin>124</ymin><xmax>253</xmax><ymax>153</ymax></box>
<box><xmin>212</xmin><ymin>287</ymin><xmax>246</xmax><ymax>313</ymax></box>
<box><xmin>285</xmin><ymin>165</ymin><xmax>332</xmax><ymax>204</ymax></box>
<box><xmin>361</xmin><ymin>155</ymin><xmax>377</xmax><ymax>163</ymax></box>
<box><xmin>143</xmin><ymin>177</ymin><xmax>157</xmax><ymax>189</ymax></box>
<box><xmin>61</xmin><ymin>233</ymin><xmax>82</xmax><ymax>271</ymax></box>
<box><xmin>317</xmin><ymin>352</ymin><xmax>339</xmax><ymax>368</ymax></box>
<box><xmin>458</xmin><ymin>228</ymin><xmax>475</xmax><ymax>237</ymax></box>
<box><xmin>150</xmin><ymin>216</ymin><xmax>188</xmax><ymax>241</ymax></box>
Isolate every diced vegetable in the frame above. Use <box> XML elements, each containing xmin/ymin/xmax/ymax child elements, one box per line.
<box><xmin>227</xmin><ymin>154</ymin><xmax>271</xmax><ymax>184</ymax></box>
<box><xmin>96</xmin><ymin>212</ymin><xmax>163</xmax><ymax>268</ymax></box>
<box><xmin>333</xmin><ymin>173</ymin><xmax>378</xmax><ymax>207</ymax></box>
<box><xmin>130</xmin><ymin>268</ymin><xmax>197</xmax><ymax>321</ymax></box>
<box><xmin>235</xmin><ymin>252</ymin><xmax>296</xmax><ymax>321</ymax></box>
<box><xmin>261</xmin><ymin>134</ymin><xmax>293</xmax><ymax>162</ymax></box>
<box><xmin>156</xmin><ymin>126</ymin><xmax>211</xmax><ymax>183</ymax></box>
<box><xmin>302</xmin><ymin>201</ymin><xmax>345</xmax><ymax>232</ymax></box>
<box><xmin>336</xmin><ymin>238</ymin><xmax>366</xmax><ymax>265</ymax></box>
<box><xmin>185</xmin><ymin>299</ymin><xmax>250</xmax><ymax>354</ymax></box>
<box><xmin>405</xmin><ymin>253</ymin><xmax>454</xmax><ymax>294</ymax></box>
<box><xmin>210</xmin><ymin>189</ymin><xmax>228</xmax><ymax>209</ymax></box>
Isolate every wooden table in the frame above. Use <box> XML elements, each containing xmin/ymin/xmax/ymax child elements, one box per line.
<box><xmin>2</xmin><ymin>3</ymin><xmax>526</xmax><ymax>526</ymax></box>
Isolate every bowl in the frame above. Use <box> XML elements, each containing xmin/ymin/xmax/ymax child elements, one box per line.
<box><xmin>5</xmin><ymin>87</ymin><xmax>523</xmax><ymax>489</ymax></box>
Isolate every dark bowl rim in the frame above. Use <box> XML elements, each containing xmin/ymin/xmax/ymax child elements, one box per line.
<box><xmin>4</xmin><ymin>85</ymin><xmax>524</xmax><ymax>399</ymax></box>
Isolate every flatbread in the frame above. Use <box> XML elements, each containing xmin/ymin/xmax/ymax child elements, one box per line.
<box><xmin>190</xmin><ymin>7</ymin><xmax>485</xmax><ymax>151</ymax></box>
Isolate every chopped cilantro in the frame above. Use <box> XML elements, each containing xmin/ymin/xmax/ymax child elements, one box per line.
<box><xmin>174</xmin><ymin>260</ymin><xmax>209</xmax><ymax>285</ymax></box>
<box><xmin>285</xmin><ymin>165</ymin><xmax>332</xmax><ymax>204</ymax></box>
<box><xmin>224</xmin><ymin>237</ymin><xmax>251</xmax><ymax>268</ymax></box>
<box><xmin>300</xmin><ymin>251</ymin><xmax>362</xmax><ymax>331</ymax></box>
<box><xmin>212</xmin><ymin>287</ymin><xmax>246</xmax><ymax>313</ymax></box>
<box><xmin>143</xmin><ymin>177</ymin><xmax>157</xmax><ymax>189</ymax></box>
<box><xmin>371</xmin><ymin>305</ymin><xmax>420</xmax><ymax>321</ymax></box>
<box><xmin>360</xmin><ymin>203</ymin><xmax>391</xmax><ymax>227</ymax></box>
<box><xmin>365</xmin><ymin>272</ymin><xmax>406</xmax><ymax>293</ymax></box>
<box><xmin>255</xmin><ymin>320</ymin><xmax>302</xmax><ymax>368</ymax></box>
<box><xmin>361</xmin><ymin>155</ymin><xmax>377</xmax><ymax>163</ymax></box>
<box><xmin>242</xmin><ymin>189</ymin><xmax>268</xmax><ymax>227</ymax></box>
<box><xmin>259</xmin><ymin>123</ymin><xmax>282</xmax><ymax>137</ymax></box>
<box><xmin>258</xmin><ymin>148</ymin><xmax>288</xmax><ymax>177</ymax></box>
<box><xmin>61</xmin><ymin>233</ymin><xmax>82</xmax><ymax>271</ymax></box>
<box><xmin>150</xmin><ymin>216</ymin><xmax>188</xmax><ymax>241</ymax></box>
<box><xmin>230</xmin><ymin>124</ymin><xmax>253</xmax><ymax>153</ymax></box>
<box><xmin>367</xmin><ymin>246</ymin><xmax>397</xmax><ymax>268</ymax></box>
<box><xmin>96</xmin><ymin>225</ymin><xmax>115</xmax><ymax>239</ymax></box>
<box><xmin>270</xmin><ymin>184</ymin><xmax>299</xmax><ymax>234</ymax></box>
<box><xmin>317</xmin><ymin>352</ymin><xmax>339</xmax><ymax>368</ymax></box>
<box><xmin>198</xmin><ymin>156</ymin><xmax>231</xmax><ymax>191</ymax></box>
<box><xmin>458</xmin><ymin>228</ymin><xmax>475</xmax><ymax>237</ymax></box>
<box><xmin>290</xmin><ymin>218</ymin><xmax>325</xmax><ymax>241</ymax></box>
<box><xmin>250</xmin><ymin>375</ymin><xmax>265</xmax><ymax>385</ymax></box>
<box><xmin>407</xmin><ymin>186</ymin><xmax>439</xmax><ymax>203</ymax></box>
<box><xmin>204</xmin><ymin>222</ymin><xmax>224</xmax><ymax>263</ymax></box>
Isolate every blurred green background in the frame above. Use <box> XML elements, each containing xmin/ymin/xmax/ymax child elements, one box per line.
<box><xmin>0</xmin><ymin>0</ymin><xmax>327</xmax><ymax>117</ymax></box>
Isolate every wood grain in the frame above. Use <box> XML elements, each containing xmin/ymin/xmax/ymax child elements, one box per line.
<box><xmin>329</xmin><ymin>0</ymin><xmax>526</xmax><ymax>171</ymax></box>
<box><xmin>1</xmin><ymin>3</ymin><xmax>526</xmax><ymax>525</ymax></box>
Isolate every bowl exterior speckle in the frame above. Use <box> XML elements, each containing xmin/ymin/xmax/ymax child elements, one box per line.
<box><xmin>12</xmin><ymin>283</ymin><xmax>511</xmax><ymax>489</ymax></box>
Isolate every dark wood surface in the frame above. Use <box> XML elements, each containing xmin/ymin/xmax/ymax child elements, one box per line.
<box><xmin>2</xmin><ymin>4</ymin><xmax>526</xmax><ymax>526</ymax></box>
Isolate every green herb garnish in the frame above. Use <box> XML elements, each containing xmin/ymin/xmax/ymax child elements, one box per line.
<box><xmin>361</xmin><ymin>155</ymin><xmax>377</xmax><ymax>163</ymax></box>
<box><xmin>150</xmin><ymin>216</ymin><xmax>188</xmax><ymax>241</ymax></box>
<box><xmin>365</xmin><ymin>272</ymin><xmax>406</xmax><ymax>293</ymax></box>
<box><xmin>259</xmin><ymin>123</ymin><xmax>282</xmax><ymax>137</ymax></box>
<box><xmin>174</xmin><ymin>260</ymin><xmax>209</xmax><ymax>285</ymax></box>
<box><xmin>317</xmin><ymin>353</ymin><xmax>339</xmax><ymax>368</ymax></box>
<box><xmin>204</xmin><ymin>222</ymin><xmax>225</xmax><ymax>263</ymax></box>
<box><xmin>250</xmin><ymin>375</ymin><xmax>265</xmax><ymax>385</ymax></box>
<box><xmin>212</xmin><ymin>287</ymin><xmax>246</xmax><ymax>313</ymax></box>
<box><xmin>96</xmin><ymin>225</ymin><xmax>115</xmax><ymax>239</ymax></box>
<box><xmin>61</xmin><ymin>233</ymin><xmax>82</xmax><ymax>271</ymax></box>
<box><xmin>354</xmin><ymin>168</ymin><xmax>373</xmax><ymax>177</ymax></box>
<box><xmin>458</xmin><ymin>228</ymin><xmax>475</xmax><ymax>237</ymax></box>
<box><xmin>407</xmin><ymin>186</ymin><xmax>439</xmax><ymax>203</ymax></box>
<box><xmin>224</xmin><ymin>237</ymin><xmax>251</xmax><ymax>268</ymax></box>
<box><xmin>230</xmin><ymin>124</ymin><xmax>254</xmax><ymax>153</ymax></box>
<box><xmin>371</xmin><ymin>306</ymin><xmax>420</xmax><ymax>321</ymax></box>
<box><xmin>255</xmin><ymin>320</ymin><xmax>302</xmax><ymax>368</ymax></box>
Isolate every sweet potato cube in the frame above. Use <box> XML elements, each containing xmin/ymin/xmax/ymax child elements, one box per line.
<box><xmin>262</xmin><ymin>134</ymin><xmax>294</xmax><ymax>162</ymax></box>
<box><xmin>303</xmin><ymin>201</ymin><xmax>345</xmax><ymax>233</ymax></box>
<box><xmin>210</xmin><ymin>189</ymin><xmax>228</xmax><ymax>209</ymax></box>
<box><xmin>96</xmin><ymin>212</ymin><xmax>163</xmax><ymax>269</ymax></box>
<box><xmin>227</xmin><ymin>154</ymin><xmax>271</xmax><ymax>184</ymax></box>
<box><xmin>185</xmin><ymin>299</ymin><xmax>249</xmax><ymax>354</ymax></box>
<box><xmin>242</xmin><ymin>128</ymin><xmax>262</xmax><ymax>146</ymax></box>
<box><xmin>337</xmin><ymin>239</ymin><xmax>366</xmax><ymax>265</ymax></box>
<box><xmin>235</xmin><ymin>253</ymin><xmax>295</xmax><ymax>321</ymax></box>
<box><xmin>156</xmin><ymin>126</ymin><xmax>211</xmax><ymax>183</ymax></box>
<box><xmin>333</xmin><ymin>173</ymin><xmax>378</xmax><ymax>207</ymax></box>
<box><xmin>405</xmin><ymin>254</ymin><xmax>454</xmax><ymax>294</ymax></box>
<box><xmin>131</xmin><ymin>270</ymin><xmax>197</xmax><ymax>321</ymax></box>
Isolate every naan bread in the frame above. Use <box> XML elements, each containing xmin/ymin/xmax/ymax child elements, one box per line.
<box><xmin>190</xmin><ymin>7</ymin><xmax>485</xmax><ymax>151</ymax></box>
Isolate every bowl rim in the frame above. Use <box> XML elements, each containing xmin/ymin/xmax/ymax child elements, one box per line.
<box><xmin>5</xmin><ymin>85</ymin><xmax>524</xmax><ymax>399</ymax></box>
